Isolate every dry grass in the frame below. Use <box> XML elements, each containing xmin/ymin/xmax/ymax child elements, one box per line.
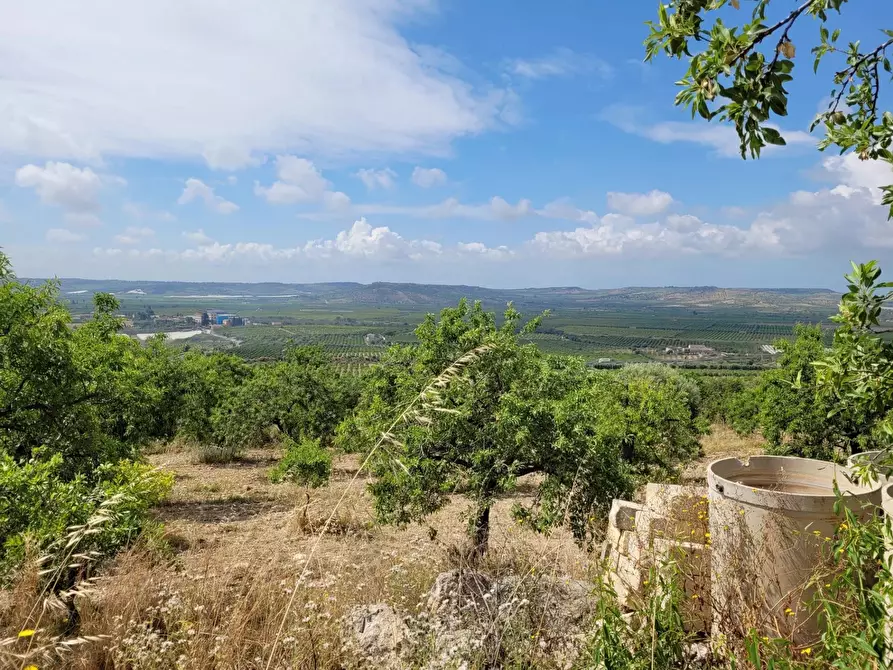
<box><xmin>0</xmin><ymin>425</ymin><xmax>759</xmax><ymax>669</ymax></box>
<box><xmin>13</xmin><ymin>444</ymin><xmax>587</xmax><ymax>669</ymax></box>
<box><xmin>682</xmin><ymin>425</ymin><xmax>765</xmax><ymax>483</ymax></box>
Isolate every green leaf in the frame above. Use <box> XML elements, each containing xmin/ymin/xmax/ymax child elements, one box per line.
<box><xmin>762</xmin><ymin>127</ymin><xmax>786</xmax><ymax>145</ymax></box>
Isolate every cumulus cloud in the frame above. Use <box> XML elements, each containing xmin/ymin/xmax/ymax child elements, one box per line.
<box><xmin>91</xmin><ymin>218</ymin><xmax>518</xmax><ymax>267</ymax></box>
<box><xmin>356</xmin><ymin>168</ymin><xmax>397</xmax><ymax>191</ymax></box>
<box><xmin>0</xmin><ymin>1</ymin><xmax>511</xmax><ymax>163</ymax></box>
<box><xmin>178</xmin><ymin>178</ymin><xmax>239</xmax><ymax>214</ymax></box>
<box><xmin>821</xmin><ymin>154</ymin><xmax>893</xmax><ymax>195</ymax></box>
<box><xmin>457</xmin><ymin>241</ymin><xmax>513</xmax><ymax>259</ymax></box>
<box><xmin>46</xmin><ymin>228</ymin><xmax>86</xmax><ymax>243</ymax></box>
<box><xmin>114</xmin><ymin>226</ymin><xmax>155</xmax><ymax>245</ymax></box>
<box><xmin>305</xmin><ymin>219</ymin><xmax>432</xmax><ymax>260</ymax></box>
<box><xmin>606</xmin><ymin>190</ymin><xmax>674</xmax><ymax>216</ymax></box>
<box><xmin>532</xmin><ymin>213</ymin><xmax>756</xmax><ymax>258</ymax></box>
<box><xmin>530</xmin><ymin>172</ymin><xmax>893</xmax><ymax>259</ymax></box>
<box><xmin>507</xmin><ymin>48</ymin><xmax>613</xmax><ymax>80</ymax></box>
<box><xmin>255</xmin><ymin>156</ymin><xmax>349</xmax><ymax>207</ymax></box>
<box><xmin>411</xmin><ymin>167</ymin><xmax>448</xmax><ymax>188</ymax></box>
<box><xmin>15</xmin><ymin>162</ymin><xmax>103</xmax><ymax>213</ymax></box>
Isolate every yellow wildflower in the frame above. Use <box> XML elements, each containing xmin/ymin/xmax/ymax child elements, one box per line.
<box><xmin>18</xmin><ymin>630</ymin><xmax>35</xmax><ymax>638</ymax></box>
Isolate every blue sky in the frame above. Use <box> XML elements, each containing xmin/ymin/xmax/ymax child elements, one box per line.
<box><xmin>2</xmin><ymin>0</ymin><xmax>892</xmax><ymax>289</ymax></box>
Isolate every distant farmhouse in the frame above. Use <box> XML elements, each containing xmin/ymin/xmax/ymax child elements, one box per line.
<box><xmin>664</xmin><ymin>344</ymin><xmax>716</xmax><ymax>357</ymax></box>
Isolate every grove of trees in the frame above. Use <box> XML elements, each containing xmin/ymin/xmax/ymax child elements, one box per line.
<box><xmin>3</xmin><ymin>241</ymin><xmax>893</xmax><ymax>609</ymax></box>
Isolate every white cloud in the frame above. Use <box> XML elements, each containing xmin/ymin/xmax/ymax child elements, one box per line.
<box><xmin>91</xmin><ymin>218</ymin><xmax>517</xmax><ymax>266</ymax></box>
<box><xmin>507</xmin><ymin>48</ymin><xmax>612</xmax><ymax>80</ymax></box>
<box><xmin>323</xmin><ymin>191</ymin><xmax>352</xmax><ymax>211</ymax></box>
<box><xmin>183</xmin><ymin>229</ymin><xmax>213</xmax><ymax>245</ymax></box>
<box><xmin>601</xmin><ymin>105</ymin><xmax>814</xmax><ymax>158</ymax></box>
<box><xmin>356</xmin><ymin>168</ymin><xmax>397</xmax><ymax>190</ymax></box>
<box><xmin>607</xmin><ymin>190</ymin><xmax>674</xmax><ymax>216</ymax></box>
<box><xmin>531</xmin><ymin>214</ymin><xmax>755</xmax><ymax>258</ymax></box>
<box><xmin>255</xmin><ymin>156</ymin><xmax>348</xmax><ymax>208</ymax></box>
<box><xmin>457</xmin><ymin>241</ymin><xmax>513</xmax><ymax>259</ymax></box>
<box><xmin>178</xmin><ymin>178</ymin><xmax>239</xmax><ymax>214</ymax></box>
<box><xmin>530</xmin><ymin>164</ymin><xmax>893</xmax><ymax>260</ymax></box>
<box><xmin>306</xmin><ymin>218</ymin><xmax>431</xmax><ymax>260</ymax></box>
<box><xmin>536</xmin><ymin>199</ymin><xmax>599</xmax><ymax>224</ymax></box>
<box><xmin>411</xmin><ymin>167</ymin><xmax>447</xmax><ymax>188</ymax></box>
<box><xmin>114</xmin><ymin>226</ymin><xmax>154</xmax><ymax>245</ymax></box>
<box><xmin>15</xmin><ymin>162</ymin><xmax>103</xmax><ymax>212</ymax></box>
<box><xmin>123</xmin><ymin>202</ymin><xmax>176</xmax><ymax>221</ymax></box>
<box><xmin>202</xmin><ymin>146</ymin><xmax>261</xmax><ymax>171</ymax></box>
<box><xmin>821</xmin><ymin>154</ymin><xmax>893</xmax><ymax>194</ymax></box>
<box><xmin>46</xmin><ymin>227</ymin><xmax>85</xmax><ymax>243</ymax></box>
<box><xmin>0</xmin><ymin>1</ymin><xmax>510</xmax><ymax>163</ymax></box>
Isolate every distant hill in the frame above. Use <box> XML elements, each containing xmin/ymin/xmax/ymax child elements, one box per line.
<box><xmin>29</xmin><ymin>277</ymin><xmax>841</xmax><ymax>312</ymax></box>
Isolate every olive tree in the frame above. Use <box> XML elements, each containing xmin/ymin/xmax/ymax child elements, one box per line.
<box><xmin>645</xmin><ymin>0</ymin><xmax>893</xmax><ymax>215</ymax></box>
<box><xmin>213</xmin><ymin>346</ymin><xmax>357</xmax><ymax>451</ymax></box>
<box><xmin>0</xmin><ymin>254</ymin><xmax>147</xmax><ymax>472</ymax></box>
<box><xmin>344</xmin><ymin>300</ymin><xmax>705</xmax><ymax>555</ymax></box>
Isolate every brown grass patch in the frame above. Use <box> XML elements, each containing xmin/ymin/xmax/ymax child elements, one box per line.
<box><xmin>6</xmin><ymin>447</ymin><xmax>590</xmax><ymax>669</ymax></box>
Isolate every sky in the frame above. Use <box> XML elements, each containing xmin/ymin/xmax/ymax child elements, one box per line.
<box><xmin>2</xmin><ymin>0</ymin><xmax>893</xmax><ymax>290</ymax></box>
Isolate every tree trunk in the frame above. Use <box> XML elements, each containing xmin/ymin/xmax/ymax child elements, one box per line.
<box><xmin>468</xmin><ymin>504</ymin><xmax>491</xmax><ymax>562</ymax></box>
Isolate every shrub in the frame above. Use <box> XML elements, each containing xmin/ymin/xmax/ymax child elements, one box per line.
<box><xmin>269</xmin><ymin>436</ymin><xmax>332</xmax><ymax>487</ymax></box>
<box><xmin>0</xmin><ymin>454</ymin><xmax>172</xmax><ymax>579</ymax></box>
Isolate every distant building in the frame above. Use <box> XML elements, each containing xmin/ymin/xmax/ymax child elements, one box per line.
<box><xmin>216</xmin><ymin>313</ymin><xmax>232</xmax><ymax>325</ymax></box>
<box><xmin>597</xmin><ymin>357</ymin><xmax>612</xmax><ymax>364</ymax></box>
<box><xmin>687</xmin><ymin>344</ymin><xmax>714</xmax><ymax>354</ymax></box>
<box><xmin>364</xmin><ymin>333</ymin><xmax>387</xmax><ymax>346</ymax></box>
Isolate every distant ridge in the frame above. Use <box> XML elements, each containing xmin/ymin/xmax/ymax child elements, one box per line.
<box><xmin>34</xmin><ymin>277</ymin><xmax>840</xmax><ymax>312</ymax></box>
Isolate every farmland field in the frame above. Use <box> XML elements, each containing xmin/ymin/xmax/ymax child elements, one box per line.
<box><xmin>50</xmin><ymin>277</ymin><xmax>854</xmax><ymax>369</ymax></box>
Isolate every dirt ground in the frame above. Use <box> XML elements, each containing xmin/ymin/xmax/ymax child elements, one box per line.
<box><xmin>4</xmin><ymin>426</ymin><xmax>764</xmax><ymax>669</ymax></box>
<box><xmin>148</xmin><ymin>447</ymin><xmax>591</xmax><ymax>580</ymax></box>
<box><xmin>146</xmin><ymin>425</ymin><xmax>762</xmax><ymax>580</ymax></box>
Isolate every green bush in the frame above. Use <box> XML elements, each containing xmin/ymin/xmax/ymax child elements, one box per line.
<box><xmin>269</xmin><ymin>436</ymin><xmax>332</xmax><ymax>487</ymax></box>
<box><xmin>691</xmin><ymin>373</ymin><xmax>757</xmax><ymax>424</ymax></box>
<box><xmin>0</xmin><ymin>453</ymin><xmax>172</xmax><ymax>578</ymax></box>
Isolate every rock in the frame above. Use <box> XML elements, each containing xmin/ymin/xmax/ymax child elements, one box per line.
<box><xmin>684</xmin><ymin>641</ymin><xmax>711</xmax><ymax>667</ymax></box>
<box><xmin>498</xmin><ymin>574</ymin><xmax>595</xmax><ymax>626</ymax></box>
<box><xmin>427</xmin><ymin>570</ymin><xmax>495</xmax><ymax>620</ymax></box>
<box><xmin>344</xmin><ymin>571</ymin><xmax>598</xmax><ymax>669</ymax></box>
<box><xmin>424</xmin><ymin>628</ymin><xmax>480</xmax><ymax>670</ymax></box>
<box><xmin>342</xmin><ymin>603</ymin><xmax>408</xmax><ymax>669</ymax></box>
